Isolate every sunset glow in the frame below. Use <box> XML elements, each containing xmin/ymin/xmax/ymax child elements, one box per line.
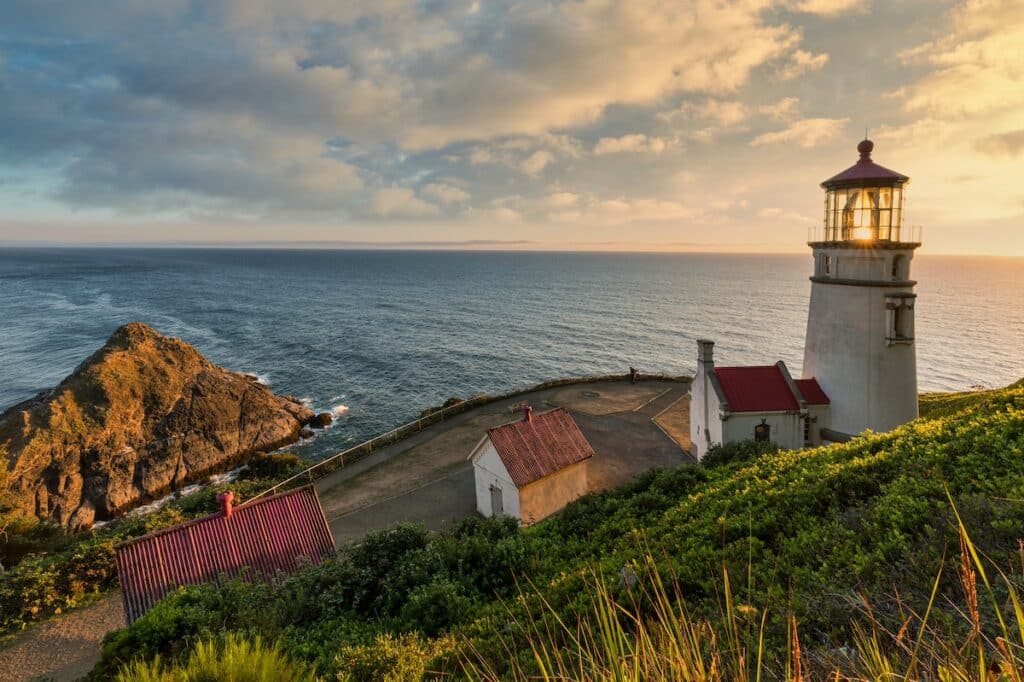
<box><xmin>0</xmin><ymin>0</ymin><xmax>1022</xmax><ymax>255</ymax></box>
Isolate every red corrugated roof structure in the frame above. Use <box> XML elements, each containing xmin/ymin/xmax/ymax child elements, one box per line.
<box><xmin>795</xmin><ymin>378</ymin><xmax>830</xmax><ymax>405</ymax></box>
<box><xmin>715</xmin><ymin>365</ymin><xmax>801</xmax><ymax>412</ymax></box>
<box><xmin>487</xmin><ymin>408</ymin><xmax>595</xmax><ymax>487</ymax></box>
<box><xmin>714</xmin><ymin>365</ymin><xmax>830</xmax><ymax>412</ymax></box>
<box><xmin>115</xmin><ymin>485</ymin><xmax>335</xmax><ymax>623</ymax></box>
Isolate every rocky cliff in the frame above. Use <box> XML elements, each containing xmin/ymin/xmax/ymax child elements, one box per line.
<box><xmin>0</xmin><ymin>323</ymin><xmax>315</xmax><ymax>529</ymax></box>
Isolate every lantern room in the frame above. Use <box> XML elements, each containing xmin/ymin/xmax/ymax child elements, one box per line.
<box><xmin>815</xmin><ymin>140</ymin><xmax>917</xmax><ymax>245</ymax></box>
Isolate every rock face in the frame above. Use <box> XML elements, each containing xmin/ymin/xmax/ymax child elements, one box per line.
<box><xmin>309</xmin><ymin>412</ymin><xmax>333</xmax><ymax>429</ymax></box>
<box><xmin>0</xmin><ymin>323</ymin><xmax>314</xmax><ymax>529</ymax></box>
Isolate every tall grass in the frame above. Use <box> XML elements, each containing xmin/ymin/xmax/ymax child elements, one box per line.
<box><xmin>461</xmin><ymin>515</ymin><xmax>1024</xmax><ymax>681</ymax></box>
<box><xmin>115</xmin><ymin>633</ymin><xmax>316</xmax><ymax>682</ymax></box>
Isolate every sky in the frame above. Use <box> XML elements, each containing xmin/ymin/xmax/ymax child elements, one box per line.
<box><xmin>0</xmin><ymin>0</ymin><xmax>1022</xmax><ymax>255</ymax></box>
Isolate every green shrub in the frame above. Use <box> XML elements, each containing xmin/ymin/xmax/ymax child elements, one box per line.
<box><xmin>399</xmin><ymin>579</ymin><xmax>473</xmax><ymax>635</ymax></box>
<box><xmin>335</xmin><ymin>632</ymin><xmax>454</xmax><ymax>682</ymax></box>
<box><xmin>701</xmin><ymin>438</ymin><xmax>779</xmax><ymax>467</ymax></box>
<box><xmin>115</xmin><ymin>633</ymin><xmax>315</xmax><ymax>681</ymax></box>
<box><xmin>239</xmin><ymin>452</ymin><xmax>305</xmax><ymax>481</ymax></box>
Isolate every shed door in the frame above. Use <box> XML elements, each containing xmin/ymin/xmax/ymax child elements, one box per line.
<box><xmin>490</xmin><ymin>485</ymin><xmax>504</xmax><ymax>516</ymax></box>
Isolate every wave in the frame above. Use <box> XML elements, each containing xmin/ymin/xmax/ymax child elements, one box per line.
<box><xmin>244</xmin><ymin>372</ymin><xmax>271</xmax><ymax>386</ymax></box>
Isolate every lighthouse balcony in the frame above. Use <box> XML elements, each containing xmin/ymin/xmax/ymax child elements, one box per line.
<box><xmin>807</xmin><ymin>223</ymin><xmax>922</xmax><ymax>248</ymax></box>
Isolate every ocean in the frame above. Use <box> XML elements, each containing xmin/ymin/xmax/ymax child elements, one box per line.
<box><xmin>1</xmin><ymin>248</ymin><xmax>1021</xmax><ymax>460</ymax></box>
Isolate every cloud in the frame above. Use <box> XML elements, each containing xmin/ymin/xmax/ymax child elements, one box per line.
<box><xmin>495</xmin><ymin>191</ymin><xmax>701</xmax><ymax>224</ymax></box>
<box><xmin>974</xmin><ymin>130</ymin><xmax>1024</xmax><ymax>158</ymax></box>
<box><xmin>896</xmin><ymin>0</ymin><xmax>1024</xmax><ymax>117</ymax></box>
<box><xmin>420</xmin><ymin>182</ymin><xmax>470</xmax><ymax>204</ymax></box>
<box><xmin>520</xmin><ymin>150</ymin><xmax>554</xmax><ymax>175</ymax></box>
<box><xmin>458</xmin><ymin>134</ymin><xmax>581</xmax><ymax>175</ymax></box>
<box><xmin>759</xmin><ymin>97</ymin><xmax>800</xmax><ymax>120</ymax></box>
<box><xmin>5</xmin><ymin>0</ymin><xmax>1008</xmax><ymax>250</ymax></box>
<box><xmin>365</xmin><ymin>187</ymin><xmax>440</xmax><ymax>218</ymax></box>
<box><xmin>777</xmin><ymin>50</ymin><xmax>830</xmax><ymax>80</ymax></box>
<box><xmin>693</xmin><ymin>100</ymin><xmax>749</xmax><ymax>126</ymax></box>
<box><xmin>785</xmin><ymin>0</ymin><xmax>866</xmax><ymax>16</ymax></box>
<box><xmin>593</xmin><ymin>134</ymin><xmax>670</xmax><ymax>155</ymax></box>
<box><xmin>757</xmin><ymin>206</ymin><xmax>814</xmax><ymax>223</ymax></box>
<box><xmin>750</xmin><ymin>117</ymin><xmax>849</xmax><ymax>148</ymax></box>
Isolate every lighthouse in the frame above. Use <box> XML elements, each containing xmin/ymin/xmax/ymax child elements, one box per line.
<box><xmin>802</xmin><ymin>139</ymin><xmax>920</xmax><ymax>439</ymax></box>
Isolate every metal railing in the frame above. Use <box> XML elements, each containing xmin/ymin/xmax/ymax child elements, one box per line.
<box><xmin>807</xmin><ymin>223</ymin><xmax>923</xmax><ymax>245</ymax></box>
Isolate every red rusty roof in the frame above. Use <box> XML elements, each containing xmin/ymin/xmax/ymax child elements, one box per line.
<box><xmin>821</xmin><ymin>140</ymin><xmax>909</xmax><ymax>188</ymax></box>
<box><xmin>714</xmin><ymin>366</ymin><xmax>801</xmax><ymax>413</ymax></box>
<box><xmin>795</xmin><ymin>378</ymin><xmax>830</xmax><ymax>405</ymax></box>
<box><xmin>115</xmin><ymin>485</ymin><xmax>335</xmax><ymax>623</ymax></box>
<box><xmin>486</xmin><ymin>408</ymin><xmax>595</xmax><ymax>487</ymax></box>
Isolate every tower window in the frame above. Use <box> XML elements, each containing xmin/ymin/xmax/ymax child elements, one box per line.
<box><xmin>886</xmin><ymin>295</ymin><xmax>915</xmax><ymax>345</ymax></box>
<box><xmin>824</xmin><ymin>255</ymin><xmax>832</xmax><ymax>275</ymax></box>
<box><xmin>891</xmin><ymin>255</ymin><xmax>906</xmax><ymax>280</ymax></box>
<box><xmin>754</xmin><ymin>422</ymin><xmax>770</xmax><ymax>442</ymax></box>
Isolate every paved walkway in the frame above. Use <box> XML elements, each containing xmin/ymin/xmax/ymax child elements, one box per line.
<box><xmin>321</xmin><ymin>379</ymin><xmax>692</xmax><ymax>543</ymax></box>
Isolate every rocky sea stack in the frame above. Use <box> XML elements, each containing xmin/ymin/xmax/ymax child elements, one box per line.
<box><xmin>0</xmin><ymin>323</ymin><xmax>315</xmax><ymax>529</ymax></box>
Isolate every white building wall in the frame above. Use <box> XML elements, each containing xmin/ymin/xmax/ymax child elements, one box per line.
<box><xmin>803</xmin><ymin>247</ymin><xmax>918</xmax><ymax>436</ymax></box>
<box><xmin>722</xmin><ymin>412</ymin><xmax>804</xmax><ymax>451</ymax></box>
<box><xmin>690</xmin><ymin>340</ymin><xmax>723</xmax><ymax>461</ymax></box>
<box><xmin>471</xmin><ymin>439</ymin><xmax>521</xmax><ymax>520</ymax></box>
<box><xmin>805</xmin><ymin>405</ymin><xmax>829</xmax><ymax>445</ymax></box>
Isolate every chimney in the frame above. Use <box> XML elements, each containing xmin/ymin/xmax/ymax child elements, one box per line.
<box><xmin>697</xmin><ymin>339</ymin><xmax>715</xmax><ymax>368</ymax></box>
<box><xmin>217</xmin><ymin>491</ymin><xmax>235</xmax><ymax>518</ymax></box>
<box><xmin>522</xmin><ymin>405</ymin><xmax>534</xmax><ymax>423</ymax></box>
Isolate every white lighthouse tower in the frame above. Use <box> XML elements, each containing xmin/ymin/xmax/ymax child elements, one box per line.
<box><xmin>802</xmin><ymin>139</ymin><xmax>920</xmax><ymax>439</ymax></box>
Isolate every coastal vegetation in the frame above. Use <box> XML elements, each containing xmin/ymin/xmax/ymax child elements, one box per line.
<box><xmin>114</xmin><ymin>633</ymin><xmax>316</xmax><ymax>682</ymax></box>
<box><xmin>88</xmin><ymin>378</ymin><xmax>1024</xmax><ymax>679</ymax></box>
<box><xmin>0</xmin><ymin>453</ymin><xmax>305</xmax><ymax>636</ymax></box>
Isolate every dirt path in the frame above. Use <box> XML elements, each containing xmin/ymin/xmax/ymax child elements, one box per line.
<box><xmin>0</xmin><ymin>593</ymin><xmax>124</xmax><ymax>682</ymax></box>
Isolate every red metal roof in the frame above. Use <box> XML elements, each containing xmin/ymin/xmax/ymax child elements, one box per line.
<box><xmin>486</xmin><ymin>408</ymin><xmax>595</xmax><ymax>487</ymax></box>
<box><xmin>115</xmin><ymin>485</ymin><xmax>335</xmax><ymax>623</ymax></box>
<box><xmin>821</xmin><ymin>140</ymin><xmax>909</xmax><ymax>188</ymax></box>
<box><xmin>795</xmin><ymin>378</ymin><xmax>830</xmax><ymax>405</ymax></box>
<box><xmin>714</xmin><ymin>366</ymin><xmax>800</xmax><ymax>413</ymax></box>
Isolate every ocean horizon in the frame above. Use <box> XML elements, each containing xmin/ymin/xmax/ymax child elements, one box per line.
<box><xmin>2</xmin><ymin>247</ymin><xmax>1022</xmax><ymax>461</ymax></box>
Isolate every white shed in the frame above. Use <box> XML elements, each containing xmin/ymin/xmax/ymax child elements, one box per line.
<box><xmin>470</xmin><ymin>406</ymin><xmax>595</xmax><ymax>525</ymax></box>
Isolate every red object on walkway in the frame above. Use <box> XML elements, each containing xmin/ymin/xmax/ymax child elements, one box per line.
<box><xmin>115</xmin><ymin>485</ymin><xmax>335</xmax><ymax>623</ymax></box>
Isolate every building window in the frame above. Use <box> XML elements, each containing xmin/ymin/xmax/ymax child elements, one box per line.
<box><xmin>886</xmin><ymin>295</ymin><xmax>915</xmax><ymax>345</ymax></box>
<box><xmin>754</xmin><ymin>422</ymin><xmax>770</xmax><ymax>442</ymax></box>
<box><xmin>824</xmin><ymin>255</ymin><xmax>832</xmax><ymax>276</ymax></box>
<box><xmin>803</xmin><ymin>416</ymin><xmax>811</xmax><ymax>444</ymax></box>
<box><xmin>892</xmin><ymin>255</ymin><xmax>905</xmax><ymax>281</ymax></box>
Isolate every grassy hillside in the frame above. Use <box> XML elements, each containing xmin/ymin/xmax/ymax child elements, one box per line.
<box><xmin>92</xmin><ymin>379</ymin><xmax>1024</xmax><ymax>679</ymax></box>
